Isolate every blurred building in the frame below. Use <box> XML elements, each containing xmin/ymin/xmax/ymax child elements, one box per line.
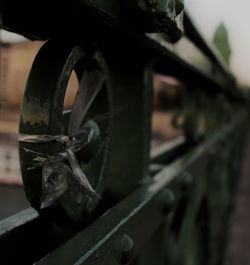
<box><xmin>0</xmin><ymin>40</ymin><xmax>44</xmax><ymax>184</ymax></box>
<box><xmin>0</xmin><ymin>35</ymin><xmax>78</xmax><ymax>185</ymax></box>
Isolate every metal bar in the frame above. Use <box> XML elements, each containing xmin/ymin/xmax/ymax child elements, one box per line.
<box><xmin>2</xmin><ymin>2</ymin><xmax>246</xmax><ymax>101</ymax></box>
<box><xmin>150</xmin><ymin>136</ymin><xmax>187</xmax><ymax>164</ymax></box>
<box><xmin>33</xmin><ymin>111</ymin><xmax>247</xmax><ymax>265</ymax></box>
<box><xmin>0</xmin><ymin>208</ymin><xmax>79</xmax><ymax>264</ymax></box>
<box><xmin>121</xmin><ymin>32</ymin><xmax>244</xmax><ymax>101</ymax></box>
<box><xmin>0</xmin><ymin>208</ymin><xmax>38</xmax><ymax>235</ymax></box>
<box><xmin>0</xmin><ymin>209</ymin><xmax>50</xmax><ymax>264</ymax></box>
<box><xmin>0</xmin><ymin>109</ymin><xmax>246</xmax><ymax>264</ymax></box>
<box><xmin>0</xmin><ymin>3</ymin><xmax>248</xmax><ymax>264</ymax></box>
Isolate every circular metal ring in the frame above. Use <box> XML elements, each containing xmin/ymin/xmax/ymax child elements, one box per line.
<box><xmin>19</xmin><ymin>39</ymin><xmax>112</xmax><ymax>225</ymax></box>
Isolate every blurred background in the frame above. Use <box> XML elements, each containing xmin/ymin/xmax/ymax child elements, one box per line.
<box><xmin>0</xmin><ymin>0</ymin><xmax>250</xmax><ymax>264</ymax></box>
<box><xmin>187</xmin><ymin>0</ymin><xmax>250</xmax><ymax>88</ymax></box>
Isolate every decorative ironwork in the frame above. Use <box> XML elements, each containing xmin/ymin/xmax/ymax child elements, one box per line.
<box><xmin>19</xmin><ymin>40</ymin><xmax>112</xmax><ymax>225</ymax></box>
<box><xmin>0</xmin><ymin>2</ymin><xmax>249</xmax><ymax>265</ymax></box>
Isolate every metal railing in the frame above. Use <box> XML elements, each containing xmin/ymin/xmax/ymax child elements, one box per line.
<box><xmin>0</xmin><ymin>1</ymin><xmax>249</xmax><ymax>264</ymax></box>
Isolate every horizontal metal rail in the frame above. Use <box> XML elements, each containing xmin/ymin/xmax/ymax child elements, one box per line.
<box><xmin>35</xmin><ymin>111</ymin><xmax>247</xmax><ymax>265</ymax></box>
<box><xmin>0</xmin><ymin>4</ymin><xmax>248</xmax><ymax>264</ymax></box>
<box><xmin>0</xmin><ymin>111</ymin><xmax>246</xmax><ymax>265</ymax></box>
<box><xmin>2</xmin><ymin>1</ymin><xmax>245</xmax><ymax>101</ymax></box>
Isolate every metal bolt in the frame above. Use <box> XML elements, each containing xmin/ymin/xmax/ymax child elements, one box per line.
<box><xmin>120</xmin><ymin>234</ymin><xmax>134</xmax><ymax>264</ymax></box>
<box><xmin>149</xmin><ymin>0</ymin><xmax>158</xmax><ymax>3</ymax></box>
<box><xmin>147</xmin><ymin>0</ymin><xmax>158</xmax><ymax>7</ymax></box>
<box><xmin>179</xmin><ymin>172</ymin><xmax>193</xmax><ymax>190</ymax></box>
<box><xmin>161</xmin><ymin>189</ymin><xmax>176</xmax><ymax>214</ymax></box>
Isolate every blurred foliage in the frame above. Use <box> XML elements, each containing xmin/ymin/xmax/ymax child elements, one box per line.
<box><xmin>213</xmin><ymin>22</ymin><xmax>231</xmax><ymax>65</ymax></box>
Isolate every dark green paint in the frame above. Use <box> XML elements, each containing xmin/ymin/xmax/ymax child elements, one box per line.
<box><xmin>0</xmin><ymin>2</ymin><xmax>249</xmax><ymax>265</ymax></box>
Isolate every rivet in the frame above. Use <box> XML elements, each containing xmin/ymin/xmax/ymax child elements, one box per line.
<box><xmin>147</xmin><ymin>0</ymin><xmax>158</xmax><ymax>7</ymax></box>
<box><xmin>120</xmin><ymin>234</ymin><xmax>134</xmax><ymax>264</ymax></box>
<box><xmin>180</xmin><ymin>172</ymin><xmax>193</xmax><ymax>190</ymax></box>
<box><xmin>161</xmin><ymin>189</ymin><xmax>175</xmax><ymax>214</ymax></box>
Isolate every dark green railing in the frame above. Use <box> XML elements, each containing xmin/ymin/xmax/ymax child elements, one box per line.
<box><xmin>0</xmin><ymin>1</ymin><xmax>249</xmax><ymax>264</ymax></box>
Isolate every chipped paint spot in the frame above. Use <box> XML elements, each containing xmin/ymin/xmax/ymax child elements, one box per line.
<box><xmin>22</xmin><ymin>98</ymin><xmax>50</xmax><ymax>125</ymax></box>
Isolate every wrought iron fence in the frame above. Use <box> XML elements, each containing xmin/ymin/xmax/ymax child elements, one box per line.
<box><xmin>0</xmin><ymin>1</ymin><xmax>249</xmax><ymax>264</ymax></box>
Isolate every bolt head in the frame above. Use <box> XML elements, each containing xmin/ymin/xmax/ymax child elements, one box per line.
<box><xmin>120</xmin><ymin>234</ymin><xmax>134</xmax><ymax>264</ymax></box>
<box><xmin>147</xmin><ymin>0</ymin><xmax>158</xmax><ymax>7</ymax></box>
<box><xmin>180</xmin><ymin>172</ymin><xmax>193</xmax><ymax>190</ymax></box>
<box><xmin>161</xmin><ymin>189</ymin><xmax>175</xmax><ymax>214</ymax></box>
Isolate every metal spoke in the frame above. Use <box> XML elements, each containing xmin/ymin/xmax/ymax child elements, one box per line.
<box><xmin>68</xmin><ymin>69</ymin><xmax>106</xmax><ymax>137</ymax></box>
